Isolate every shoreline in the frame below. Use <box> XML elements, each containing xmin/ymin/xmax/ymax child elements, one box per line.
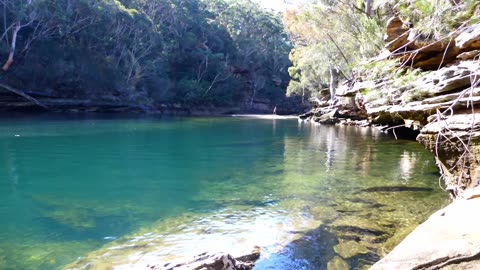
<box><xmin>0</xmin><ymin>113</ymin><xmax>453</xmax><ymax>269</ymax></box>
<box><xmin>230</xmin><ymin>114</ymin><xmax>299</xmax><ymax>119</ymax></box>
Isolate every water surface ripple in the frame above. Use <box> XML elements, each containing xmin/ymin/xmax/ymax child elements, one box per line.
<box><xmin>0</xmin><ymin>115</ymin><xmax>446</xmax><ymax>269</ymax></box>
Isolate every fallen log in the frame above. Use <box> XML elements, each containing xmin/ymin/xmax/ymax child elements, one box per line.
<box><xmin>0</xmin><ymin>82</ymin><xmax>49</xmax><ymax>110</ymax></box>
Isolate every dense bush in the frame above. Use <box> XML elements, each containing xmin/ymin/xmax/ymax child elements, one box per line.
<box><xmin>283</xmin><ymin>0</ymin><xmax>480</xmax><ymax>101</ymax></box>
<box><xmin>0</xmin><ymin>0</ymin><xmax>292</xmax><ymax>109</ymax></box>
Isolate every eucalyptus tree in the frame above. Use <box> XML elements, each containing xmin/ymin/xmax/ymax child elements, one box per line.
<box><xmin>204</xmin><ymin>0</ymin><xmax>291</xmax><ymax>105</ymax></box>
<box><xmin>283</xmin><ymin>0</ymin><xmax>385</xmax><ymax>100</ymax></box>
<box><xmin>0</xmin><ymin>0</ymin><xmax>293</xmax><ymax>110</ymax></box>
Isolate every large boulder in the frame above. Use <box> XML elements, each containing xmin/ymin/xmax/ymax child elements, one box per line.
<box><xmin>370</xmin><ymin>197</ymin><xmax>480</xmax><ymax>270</ymax></box>
<box><xmin>455</xmin><ymin>23</ymin><xmax>480</xmax><ymax>51</ymax></box>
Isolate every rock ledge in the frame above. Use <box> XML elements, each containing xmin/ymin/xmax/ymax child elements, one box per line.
<box><xmin>370</xmin><ymin>195</ymin><xmax>480</xmax><ymax>270</ymax></box>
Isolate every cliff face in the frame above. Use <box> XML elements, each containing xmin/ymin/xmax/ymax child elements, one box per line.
<box><xmin>298</xmin><ymin>19</ymin><xmax>480</xmax><ymax>269</ymax></box>
<box><xmin>295</xmin><ymin>17</ymin><xmax>480</xmax><ymax>269</ymax></box>
<box><xmin>371</xmin><ymin>20</ymin><xmax>480</xmax><ymax>199</ymax></box>
<box><xmin>302</xmin><ymin>19</ymin><xmax>480</xmax><ymax>200</ymax></box>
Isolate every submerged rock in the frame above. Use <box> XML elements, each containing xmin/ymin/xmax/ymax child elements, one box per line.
<box><xmin>357</xmin><ymin>186</ymin><xmax>433</xmax><ymax>193</ymax></box>
<box><xmin>327</xmin><ymin>256</ymin><xmax>350</xmax><ymax>270</ymax></box>
<box><xmin>150</xmin><ymin>247</ymin><xmax>261</xmax><ymax>270</ymax></box>
<box><xmin>333</xmin><ymin>240</ymin><xmax>369</xmax><ymax>259</ymax></box>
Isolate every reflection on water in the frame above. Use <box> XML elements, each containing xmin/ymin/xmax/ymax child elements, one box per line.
<box><xmin>399</xmin><ymin>150</ymin><xmax>417</xmax><ymax>182</ymax></box>
<box><xmin>0</xmin><ymin>116</ymin><xmax>446</xmax><ymax>270</ymax></box>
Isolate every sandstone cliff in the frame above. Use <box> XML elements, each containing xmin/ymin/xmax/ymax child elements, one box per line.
<box><xmin>302</xmin><ymin>18</ymin><xmax>480</xmax><ymax>200</ymax></box>
<box><xmin>300</xmin><ymin>18</ymin><xmax>480</xmax><ymax>270</ymax></box>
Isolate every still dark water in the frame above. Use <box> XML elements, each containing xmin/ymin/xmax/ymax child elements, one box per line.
<box><xmin>0</xmin><ymin>115</ymin><xmax>446</xmax><ymax>270</ymax></box>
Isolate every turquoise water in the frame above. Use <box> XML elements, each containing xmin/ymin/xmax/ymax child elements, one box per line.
<box><xmin>0</xmin><ymin>114</ymin><xmax>446</xmax><ymax>269</ymax></box>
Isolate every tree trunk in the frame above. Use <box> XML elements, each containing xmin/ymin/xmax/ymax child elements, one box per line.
<box><xmin>2</xmin><ymin>22</ymin><xmax>20</xmax><ymax>71</ymax></box>
<box><xmin>365</xmin><ymin>0</ymin><xmax>372</xmax><ymax>17</ymax></box>
<box><xmin>329</xmin><ymin>67</ymin><xmax>339</xmax><ymax>102</ymax></box>
<box><xmin>302</xmin><ymin>85</ymin><xmax>305</xmax><ymax>104</ymax></box>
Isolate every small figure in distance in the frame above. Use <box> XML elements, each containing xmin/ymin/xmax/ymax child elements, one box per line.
<box><xmin>273</xmin><ymin>106</ymin><xmax>277</xmax><ymax>115</ymax></box>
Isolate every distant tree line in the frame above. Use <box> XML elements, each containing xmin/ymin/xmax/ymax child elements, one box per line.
<box><xmin>0</xmin><ymin>0</ymin><xmax>293</xmax><ymax>110</ymax></box>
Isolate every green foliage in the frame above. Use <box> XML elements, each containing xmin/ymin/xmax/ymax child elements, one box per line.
<box><xmin>283</xmin><ymin>1</ymin><xmax>386</xmax><ymax>99</ymax></box>
<box><xmin>284</xmin><ymin>0</ymin><xmax>480</xmax><ymax>105</ymax></box>
<box><xmin>401</xmin><ymin>88</ymin><xmax>432</xmax><ymax>103</ymax></box>
<box><xmin>357</xmin><ymin>58</ymin><xmax>428</xmax><ymax>104</ymax></box>
<box><xmin>383</xmin><ymin>0</ymin><xmax>480</xmax><ymax>38</ymax></box>
<box><xmin>0</xmin><ymin>0</ymin><xmax>292</xmax><ymax>109</ymax></box>
<box><xmin>356</xmin><ymin>59</ymin><xmax>400</xmax><ymax>82</ymax></box>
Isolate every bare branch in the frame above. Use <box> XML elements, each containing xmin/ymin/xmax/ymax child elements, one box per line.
<box><xmin>0</xmin><ymin>82</ymin><xmax>49</xmax><ymax>110</ymax></box>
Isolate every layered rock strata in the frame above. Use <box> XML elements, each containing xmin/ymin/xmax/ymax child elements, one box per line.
<box><xmin>300</xmin><ymin>18</ymin><xmax>480</xmax><ymax>270</ymax></box>
<box><xmin>302</xmin><ymin>20</ymin><xmax>480</xmax><ymax>199</ymax></box>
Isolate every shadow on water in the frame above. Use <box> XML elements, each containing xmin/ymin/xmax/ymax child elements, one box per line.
<box><xmin>255</xmin><ymin>225</ymin><xmax>339</xmax><ymax>270</ymax></box>
<box><xmin>356</xmin><ymin>186</ymin><xmax>434</xmax><ymax>193</ymax></box>
<box><xmin>253</xmin><ymin>205</ymin><xmax>390</xmax><ymax>270</ymax></box>
<box><xmin>256</xmin><ymin>223</ymin><xmax>385</xmax><ymax>270</ymax></box>
<box><xmin>0</xmin><ymin>117</ymin><xmax>449</xmax><ymax>270</ymax></box>
<box><xmin>254</xmin><ymin>186</ymin><xmax>446</xmax><ymax>270</ymax></box>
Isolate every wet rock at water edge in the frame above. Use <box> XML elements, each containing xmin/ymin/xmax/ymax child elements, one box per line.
<box><xmin>314</xmin><ymin>109</ymin><xmax>340</xmax><ymax>125</ymax></box>
<box><xmin>149</xmin><ymin>246</ymin><xmax>261</xmax><ymax>270</ymax></box>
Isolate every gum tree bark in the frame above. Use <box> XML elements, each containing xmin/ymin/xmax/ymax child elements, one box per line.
<box><xmin>329</xmin><ymin>67</ymin><xmax>339</xmax><ymax>102</ymax></box>
<box><xmin>2</xmin><ymin>22</ymin><xmax>20</xmax><ymax>71</ymax></box>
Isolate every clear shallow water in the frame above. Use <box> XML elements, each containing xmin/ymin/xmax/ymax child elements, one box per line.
<box><xmin>0</xmin><ymin>114</ymin><xmax>446</xmax><ymax>270</ymax></box>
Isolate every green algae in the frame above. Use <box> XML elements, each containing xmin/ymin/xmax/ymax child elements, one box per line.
<box><xmin>0</xmin><ymin>241</ymin><xmax>98</xmax><ymax>270</ymax></box>
<box><xmin>328</xmin><ymin>256</ymin><xmax>351</xmax><ymax>270</ymax></box>
<box><xmin>42</xmin><ymin>209</ymin><xmax>97</xmax><ymax>230</ymax></box>
<box><xmin>334</xmin><ymin>240</ymin><xmax>370</xmax><ymax>259</ymax></box>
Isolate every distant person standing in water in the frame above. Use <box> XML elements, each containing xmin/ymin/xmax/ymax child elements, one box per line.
<box><xmin>273</xmin><ymin>106</ymin><xmax>277</xmax><ymax>115</ymax></box>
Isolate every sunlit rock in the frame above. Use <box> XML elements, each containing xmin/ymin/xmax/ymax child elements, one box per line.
<box><xmin>370</xmin><ymin>198</ymin><xmax>480</xmax><ymax>269</ymax></box>
<box><xmin>418</xmin><ymin>112</ymin><xmax>480</xmax><ymax>198</ymax></box>
<box><xmin>455</xmin><ymin>23</ymin><xmax>480</xmax><ymax>51</ymax></box>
